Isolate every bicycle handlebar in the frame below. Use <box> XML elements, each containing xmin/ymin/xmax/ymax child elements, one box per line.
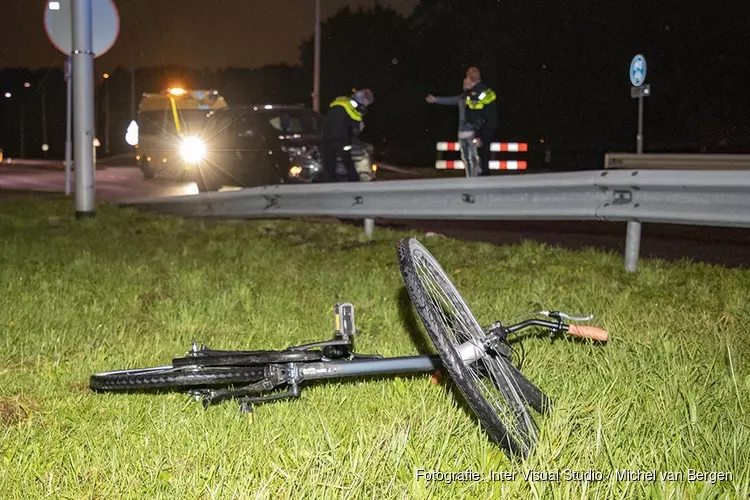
<box><xmin>566</xmin><ymin>324</ymin><xmax>609</xmax><ymax>342</ymax></box>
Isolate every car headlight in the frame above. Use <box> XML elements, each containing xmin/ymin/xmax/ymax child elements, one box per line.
<box><xmin>179</xmin><ymin>136</ymin><xmax>206</xmax><ymax>163</ymax></box>
<box><xmin>288</xmin><ymin>163</ymin><xmax>319</xmax><ymax>178</ymax></box>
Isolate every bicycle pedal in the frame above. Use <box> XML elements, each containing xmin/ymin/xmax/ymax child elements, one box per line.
<box><xmin>333</xmin><ymin>302</ymin><xmax>356</xmax><ymax>338</ymax></box>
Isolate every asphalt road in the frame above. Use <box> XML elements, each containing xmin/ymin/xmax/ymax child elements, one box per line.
<box><xmin>1</xmin><ymin>163</ymin><xmax>748</xmax><ymax>269</ymax></box>
<box><xmin>0</xmin><ymin>164</ymin><xmax>201</xmax><ymax>199</ymax></box>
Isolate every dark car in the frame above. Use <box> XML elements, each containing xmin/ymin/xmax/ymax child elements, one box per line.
<box><xmin>190</xmin><ymin>105</ymin><xmax>376</xmax><ymax>192</ymax></box>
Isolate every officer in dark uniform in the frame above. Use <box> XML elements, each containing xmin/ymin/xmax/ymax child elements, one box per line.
<box><xmin>322</xmin><ymin>88</ymin><xmax>374</xmax><ymax>182</ymax></box>
<box><xmin>464</xmin><ymin>67</ymin><xmax>498</xmax><ymax>176</ymax></box>
<box><xmin>426</xmin><ymin>67</ymin><xmax>497</xmax><ymax>176</ymax></box>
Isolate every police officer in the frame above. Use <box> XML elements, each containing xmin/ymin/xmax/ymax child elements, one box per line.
<box><xmin>426</xmin><ymin>67</ymin><xmax>497</xmax><ymax>176</ymax></box>
<box><xmin>322</xmin><ymin>88</ymin><xmax>374</xmax><ymax>182</ymax></box>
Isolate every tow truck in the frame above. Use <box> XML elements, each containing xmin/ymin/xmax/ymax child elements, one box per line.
<box><xmin>131</xmin><ymin>87</ymin><xmax>228</xmax><ymax>181</ymax></box>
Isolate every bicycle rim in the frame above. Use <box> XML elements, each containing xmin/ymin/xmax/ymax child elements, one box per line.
<box><xmin>398</xmin><ymin>237</ymin><xmax>538</xmax><ymax>458</ymax></box>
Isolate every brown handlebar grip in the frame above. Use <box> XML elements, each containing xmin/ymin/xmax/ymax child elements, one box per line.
<box><xmin>567</xmin><ymin>324</ymin><xmax>609</xmax><ymax>342</ymax></box>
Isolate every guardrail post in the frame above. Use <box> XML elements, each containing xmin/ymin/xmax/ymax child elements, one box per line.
<box><xmin>624</xmin><ymin>221</ymin><xmax>641</xmax><ymax>272</ymax></box>
<box><xmin>364</xmin><ymin>218</ymin><xmax>374</xmax><ymax>239</ymax></box>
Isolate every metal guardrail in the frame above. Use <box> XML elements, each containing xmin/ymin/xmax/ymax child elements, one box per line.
<box><xmin>604</xmin><ymin>153</ymin><xmax>750</xmax><ymax>170</ymax></box>
<box><xmin>120</xmin><ymin>169</ymin><xmax>750</xmax><ymax>271</ymax></box>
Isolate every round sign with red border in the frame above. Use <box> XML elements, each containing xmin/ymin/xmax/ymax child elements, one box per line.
<box><xmin>44</xmin><ymin>0</ymin><xmax>120</xmax><ymax>57</ymax></box>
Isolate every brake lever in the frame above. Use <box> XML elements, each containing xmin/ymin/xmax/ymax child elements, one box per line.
<box><xmin>538</xmin><ymin>310</ymin><xmax>595</xmax><ymax>322</ymax></box>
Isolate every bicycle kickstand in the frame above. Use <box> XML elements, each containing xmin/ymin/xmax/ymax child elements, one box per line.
<box><xmin>198</xmin><ymin>379</ymin><xmax>277</xmax><ymax>408</ymax></box>
<box><xmin>239</xmin><ymin>381</ymin><xmax>301</xmax><ymax>414</ymax></box>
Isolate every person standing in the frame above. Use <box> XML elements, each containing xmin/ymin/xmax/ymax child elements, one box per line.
<box><xmin>426</xmin><ymin>67</ymin><xmax>497</xmax><ymax>176</ymax></box>
<box><xmin>322</xmin><ymin>88</ymin><xmax>374</xmax><ymax>182</ymax></box>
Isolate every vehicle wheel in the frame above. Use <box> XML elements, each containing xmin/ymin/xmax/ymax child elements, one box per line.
<box><xmin>90</xmin><ymin>365</ymin><xmax>266</xmax><ymax>391</ymax></box>
<box><xmin>397</xmin><ymin>237</ymin><xmax>543</xmax><ymax>459</ymax></box>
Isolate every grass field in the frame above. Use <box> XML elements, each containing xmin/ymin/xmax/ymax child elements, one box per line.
<box><xmin>1</xmin><ymin>193</ymin><xmax>748</xmax><ymax>499</ymax></box>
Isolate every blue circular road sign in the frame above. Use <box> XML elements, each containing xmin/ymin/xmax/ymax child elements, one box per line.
<box><xmin>630</xmin><ymin>54</ymin><xmax>647</xmax><ymax>87</ymax></box>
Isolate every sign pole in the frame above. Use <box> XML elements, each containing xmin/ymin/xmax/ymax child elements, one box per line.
<box><xmin>628</xmin><ymin>91</ymin><xmax>644</xmax><ymax>270</ymax></box>
<box><xmin>637</xmin><ymin>94</ymin><xmax>644</xmax><ymax>154</ymax></box>
<box><xmin>44</xmin><ymin>0</ymin><xmax>119</xmax><ymax>212</ymax></box>
<box><xmin>64</xmin><ymin>56</ymin><xmax>73</xmax><ymax>196</ymax></box>
<box><xmin>71</xmin><ymin>0</ymin><xmax>95</xmax><ymax>219</ymax></box>
<box><xmin>71</xmin><ymin>0</ymin><xmax>96</xmax><ymax>218</ymax></box>
<box><xmin>625</xmin><ymin>53</ymin><xmax>649</xmax><ymax>272</ymax></box>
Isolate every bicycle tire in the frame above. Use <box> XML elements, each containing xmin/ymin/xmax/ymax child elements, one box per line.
<box><xmin>505</xmin><ymin>362</ymin><xmax>552</xmax><ymax>415</ymax></box>
<box><xmin>397</xmin><ymin>237</ymin><xmax>542</xmax><ymax>458</ymax></box>
<box><xmin>171</xmin><ymin>349</ymin><xmax>323</xmax><ymax>368</ymax></box>
<box><xmin>90</xmin><ymin>365</ymin><xmax>266</xmax><ymax>391</ymax></box>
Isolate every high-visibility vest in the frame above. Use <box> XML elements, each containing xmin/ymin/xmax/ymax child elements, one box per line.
<box><xmin>329</xmin><ymin>96</ymin><xmax>364</xmax><ymax>121</ymax></box>
<box><xmin>465</xmin><ymin>89</ymin><xmax>497</xmax><ymax>110</ymax></box>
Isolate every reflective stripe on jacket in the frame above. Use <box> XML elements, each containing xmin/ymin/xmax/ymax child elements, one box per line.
<box><xmin>329</xmin><ymin>96</ymin><xmax>363</xmax><ymax>122</ymax></box>
<box><xmin>465</xmin><ymin>88</ymin><xmax>497</xmax><ymax>110</ymax></box>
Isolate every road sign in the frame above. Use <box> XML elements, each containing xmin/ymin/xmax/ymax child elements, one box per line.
<box><xmin>44</xmin><ymin>0</ymin><xmax>120</xmax><ymax>57</ymax></box>
<box><xmin>630</xmin><ymin>54</ymin><xmax>647</xmax><ymax>87</ymax></box>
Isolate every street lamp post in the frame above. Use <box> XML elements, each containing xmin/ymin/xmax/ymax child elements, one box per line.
<box><xmin>313</xmin><ymin>0</ymin><xmax>321</xmax><ymax>112</ymax></box>
<box><xmin>103</xmin><ymin>72</ymin><xmax>110</xmax><ymax>155</ymax></box>
<box><xmin>2</xmin><ymin>93</ymin><xmax>9</xmax><ymax>153</ymax></box>
<box><xmin>19</xmin><ymin>95</ymin><xmax>25</xmax><ymax>158</ymax></box>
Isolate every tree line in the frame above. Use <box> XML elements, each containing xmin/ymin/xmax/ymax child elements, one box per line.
<box><xmin>1</xmin><ymin>0</ymin><xmax>748</xmax><ymax>166</ymax></box>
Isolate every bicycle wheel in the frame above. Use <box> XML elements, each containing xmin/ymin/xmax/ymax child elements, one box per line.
<box><xmin>90</xmin><ymin>365</ymin><xmax>266</xmax><ymax>391</ymax></box>
<box><xmin>398</xmin><ymin>237</ymin><xmax>540</xmax><ymax>458</ymax></box>
<box><xmin>171</xmin><ymin>349</ymin><xmax>323</xmax><ymax>368</ymax></box>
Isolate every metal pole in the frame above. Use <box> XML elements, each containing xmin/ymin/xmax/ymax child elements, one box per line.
<box><xmin>41</xmin><ymin>89</ymin><xmax>48</xmax><ymax>157</ymax></box>
<box><xmin>19</xmin><ymin>98</ymin><xmax>25</xmax><ymax>158</ymax></box>
<box><xmin>72</xmin><ymin>0</ymin><xmax>96</xmax><ymax>218</ymax></box>
<box><xmin>130</xmin><ymin>35</ymin><xmax>136</xmax><ymax>121</ymax></box>
<box><xmin>104</xmin><ymin>83</ymin><xmax>110</xmax><ymax>155</ymax></box>
<box><xmin>636</xmin><ymin>95</ymin><xmax>643</xmax><ymax>154</ymax></box>
<box><xmin>625</xmin><ymin>93</ymin><xmax>645</xmax><ymax>272</ymax></box>
<box><xmin>624</xmin><ymin>220</ymin><xmax>641</xmax><ymax>272</ymax></box>
<box><xmin>312</xmin><ymin>0</ymin><xmax>321</xmax><ymax>112</ymax></box>
<box><xmin>364</xmin><ymin>218</ymin><xmax>374</xmax><ymax>239</ymax></box>
<box><xmin>65</xmin><ymin>57</ymin><xmax>73</xmax><ymax>196</ymax></box>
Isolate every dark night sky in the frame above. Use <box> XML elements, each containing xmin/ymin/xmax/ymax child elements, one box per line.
<box><xmin>0</xmin><ymin>0</ymin><xmax>420</xmax><ymax>70</ymax></box>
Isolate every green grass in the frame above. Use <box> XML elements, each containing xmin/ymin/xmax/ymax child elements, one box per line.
<box><xmin>0</xmin><ymin>193</ymin><xmax>748</xmax><ymax>499</ymax></box>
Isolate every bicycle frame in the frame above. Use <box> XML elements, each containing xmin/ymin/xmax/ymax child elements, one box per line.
<box><xmin>297</xmin><ymin>355</ymin><xmax>441</xmax><ymax>382</ymax></box>
<box><xmin>198</xmin><ymin>354</ymin><xmax>445</xmax><ymax>407</ymax></box>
